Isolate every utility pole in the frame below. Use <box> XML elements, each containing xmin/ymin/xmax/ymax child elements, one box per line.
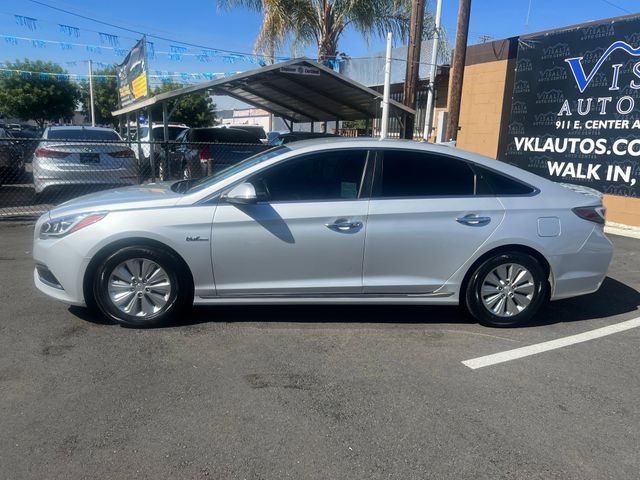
<box><xmin>88</xmin><ymin>59</ymin><xmax>96</xmax><ymax>127</ymax></box>
<box><xmin>401</xmin><ymin>0</ymin><xmax>426</xmax><ymax>140</ymax></box>
<box><xmin>380</xmin><ymin>32</ymin><xmax>393</xmax><ymax>140</ymax></box>
<box><xmin>446</xmin><ymin>0</ymin><xmax>472</xmax><ymax>142</ymax></box>
<box><xmin>422</xmin><ymin>0</ymin><xmax>443</xmax><ymax>142</ymax></box>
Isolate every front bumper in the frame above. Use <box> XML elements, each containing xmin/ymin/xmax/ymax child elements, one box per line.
<box><xmin>33</xmin><ymin>216</ymin><xmax>90</xmax><ymax>306</ymax></box>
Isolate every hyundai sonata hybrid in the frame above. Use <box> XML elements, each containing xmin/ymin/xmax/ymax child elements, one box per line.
<box><xmin>33</xmin><ymin>139</ymin><xmax>613</xmax><ymax>328</ymax></box>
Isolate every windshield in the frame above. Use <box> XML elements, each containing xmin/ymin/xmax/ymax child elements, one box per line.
<box><xmin>152</xmin><ymin>127</ymin><xmax>187</xmax><ymax>140</ymax></box>
<box><xmin>186</xmin><ymin>146</ymin><xmax>290</xmax><ymax>194</ymax></box>
<box><xmin>47</xmin><ymin>129</ymin><xmax>120</xmax><ymax>141</ymax></box>
<box><xmin>139</xmin><ymin>126</ymin><xmax>188</xmax><ymax>140</ymax></box>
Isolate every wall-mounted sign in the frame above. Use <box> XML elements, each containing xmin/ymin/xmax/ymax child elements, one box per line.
<box><xmin>116</xmin><ymin>38</ymin><xmax>149</xmax><ymax>108</ymax></box>
<box><xmin>503</xmin><ymin>17</ymin><xmax>640</xmax><ymax>197</ymax></box>
<box><xmin>280</xmin><ymin>65</ymin><xmax>321</xmax><ymax>76</ymax></box>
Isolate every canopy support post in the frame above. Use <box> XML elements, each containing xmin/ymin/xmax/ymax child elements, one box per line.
<box><xmin>162</xmin><ymin>101</ymin><xmax>169</xmax><ymax>179</ymax></box>
<box><xmin>148</xmin><ymin>107</ymin><xmax>155</xmax><ymax>182</ymax></box>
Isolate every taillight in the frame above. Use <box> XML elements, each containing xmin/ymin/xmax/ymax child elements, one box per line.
<box><xmin>35</xmin><ymin>147</ymin><xmax>70</xmax><ymax>158</ymax></box>
<box><xmin>199</xmin><ymin>148</ymin><xmax>210</xmax><ymax>162</ymax></box>
<box><xmin>572</xmin><ymin>206</ymin><xmax>606</xmax><ymax>225</ymax></box>
<box><xmin>110</xmin><ymin>149</ymin><xmax>135</xmax><ymax>158</ymax></box>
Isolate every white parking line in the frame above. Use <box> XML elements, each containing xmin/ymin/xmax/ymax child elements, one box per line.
<box><xmin>462</xmin><ymin>316</ymin><xmax>640</xmax><ymax>370</ymax></box>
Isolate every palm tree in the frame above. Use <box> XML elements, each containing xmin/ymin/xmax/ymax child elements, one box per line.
<box><xmin>218</xmin><ymin>0</ymin><xmax>440</xmax><ymax>64</ymax></box>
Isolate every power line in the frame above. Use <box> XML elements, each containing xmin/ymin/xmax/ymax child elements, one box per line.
<box><xmin>26</xmin><ymin>0</ymin><xmax>290</xmax><ymax>60</ymax></box>
<box><xmin>599</xmin><ymin>0</ymin><xmax>632</xmax><ymax>13</ymax></box>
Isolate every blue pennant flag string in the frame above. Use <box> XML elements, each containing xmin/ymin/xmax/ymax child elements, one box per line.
<box><xmin>59</xmin><ymin>24</ymin><xmax>80</xmax><ymax>37</ymax></box>
<box><xmin>147</xmin><ymin>41</ymin><xmax>155</xmax><ymax>59</ymax></box>
<box><xmin>169</xmin><ymin>45</ymin><xmax>187</xmax><ymax>61</ymax></box>
<box><xmin>99</xmin><ymin>32</ymin><xmax>119</xmax><ymax>47</ymax></box>
<box><xmin>15</xmin><ymin>15</ymin><xmax>38</xmax><ymax>31</ymax></box>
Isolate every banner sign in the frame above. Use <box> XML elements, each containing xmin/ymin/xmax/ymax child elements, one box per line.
<box><xmin>503</xmin><ymin>16</ymin><xmax>640</xmax><ymax>197</ymax></box>
<box><xmin>116</xmin><ymin>38</ymin><xmax>149</xmax><ymax>108</ymax></box>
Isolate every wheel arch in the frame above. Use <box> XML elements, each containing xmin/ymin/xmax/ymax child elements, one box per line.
<box><xmin>459</xmin><ymin>244</ymin><xmax>552</xmax><ymax>304</ymax></box>
<box><xmin>82</xmin><ymin>237</ymin><xmax>195</xmax><ymax>309</ymax></box>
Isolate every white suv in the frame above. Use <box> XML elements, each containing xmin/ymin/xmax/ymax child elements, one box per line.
<box><xmin>135</xmin><ymin>123</ymin><xmax>188</xmax><ymax>160</ymax></box>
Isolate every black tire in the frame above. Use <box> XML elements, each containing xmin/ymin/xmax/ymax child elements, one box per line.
<box><xmin>34</xmin><ymin>189</ymin><xmax>49</xmax><ymax>205</ymax></box>
<box><xmin>464</xmin><ymin>252</ymin><xmax>548</xmax><ymax>328</ymax></box>
<box><xmin>92</xmin><ymin>245</ymin><xmax>193</xmax><ymax>327</ymax></box>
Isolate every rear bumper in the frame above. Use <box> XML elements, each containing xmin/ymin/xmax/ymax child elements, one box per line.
<box><xmin>33</xmin><ymin>162</ymin><xmax>137</xmax><ymax>193</ymax></box>
<box><xmin>549</xmin><ymin>226</ymin><xmax>613</xmax><ymax>300</ymax></box>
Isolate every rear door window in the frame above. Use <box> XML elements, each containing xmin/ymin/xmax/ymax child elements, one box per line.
<box><xmin>375</xmin><ymin>150</ymin><xmax>475</xmax><ymax>197</ymax></box>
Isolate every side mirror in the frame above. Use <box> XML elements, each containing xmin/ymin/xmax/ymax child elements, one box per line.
<box><xmin>224</xmin><ymin>182</ymin><xmax>258</xmax><ymax>205</ymax></box>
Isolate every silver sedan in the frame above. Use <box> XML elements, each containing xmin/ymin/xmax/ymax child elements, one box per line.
<box><xmin>32</xmin><ymin>126</ymin><xmax>137</xmax><ymax>197</ymax></box>
<box><xmin>33</xmin><ymin>139</ymin><xmax>613</xmax><ymax>328</ymax></box>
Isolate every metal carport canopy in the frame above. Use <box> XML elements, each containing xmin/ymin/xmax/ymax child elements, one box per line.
<box><xmin>111</xmin><ymin>58</ymin><xmax>415</xmax><ymax>122</ymax></box>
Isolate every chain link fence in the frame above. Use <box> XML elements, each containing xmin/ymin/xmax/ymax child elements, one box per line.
<box><xmin>0</xmin><ymin>137</ymin><xmax>270</xmax><ymax>218</ymax></box>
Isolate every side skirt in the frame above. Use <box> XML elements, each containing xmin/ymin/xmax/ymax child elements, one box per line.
<box><xmin>193</xmin><ymin>292</ymin><xmax>458</xmax><ymax>306</ymax></box>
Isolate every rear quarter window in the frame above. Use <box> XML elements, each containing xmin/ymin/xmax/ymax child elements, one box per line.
<box><xmin>474</xmin><ymin>166</ymin><xmax>536</xmax><ymax>195</ymax></box>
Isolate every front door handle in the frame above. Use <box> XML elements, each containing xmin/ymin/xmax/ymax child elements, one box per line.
<box><xmin>456</xmin><ymin>214</ymin><xmax>491</xmax><ymax>226</ymax></box>
<box><xmin>325</xmin><ymin>219</ymin><xmax>363</xmax><ymax>232</ymax></box>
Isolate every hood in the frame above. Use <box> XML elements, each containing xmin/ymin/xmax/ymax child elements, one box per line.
<box><xmin>48</xmin><ymin>182</ymin><xmax>183</xmax><ymax>219</ymax></box>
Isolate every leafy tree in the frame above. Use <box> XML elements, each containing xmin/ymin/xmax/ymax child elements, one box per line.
<box><xmin>149</xmin><ymin>82</ymin><xmax>216</xmax><ymax>127</ymax></box>
<box><xmin>78</xmin><ymin>65</ymin><xmax>119</xmax><ymax>128</ymax></box>
<box><xmin>218</xmin><ymin>0</ymin><xmax>441</xmax><ymax>63</ymax></box>
<box><xmin>0</xmin><ymin>59</ymin><xmax>79</xmax><ymax>128</ymax></box>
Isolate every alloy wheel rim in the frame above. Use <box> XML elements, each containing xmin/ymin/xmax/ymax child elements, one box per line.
<box><xmin>107</xmin><ymin>258</ymin><xmax>172</xmax><ymax>317</ymax></box>
<box><xmin>480</xmin><ymin>263</ymin><xmax>535</xmax><ymax>317</ymax></box>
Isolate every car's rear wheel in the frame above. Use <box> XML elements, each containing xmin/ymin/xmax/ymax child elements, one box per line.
<box><xmin>465</xmin><ymin>252</ymin><xmax>548</xmax><ymax>327</ymax></box>
<box><xmin>93</xmin><ymin>246</ymin><xmax>192</xmax><ymax>327</ymax></box>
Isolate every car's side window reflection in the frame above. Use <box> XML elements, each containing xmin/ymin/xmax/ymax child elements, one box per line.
<box><xmin>249</xmin><ymin>150</ymin><xmax>368</xmax><ymax>202</ymax></box>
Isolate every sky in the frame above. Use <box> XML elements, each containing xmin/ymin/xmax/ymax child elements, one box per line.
<box><xmin>0</xmin><ymin>0</ymin><xmax>638</xmax><ymax>109</ymax></box>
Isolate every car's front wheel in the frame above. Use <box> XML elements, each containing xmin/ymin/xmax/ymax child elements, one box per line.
<box><xmin>465</xmin><ymin>252</ymin><xmax>548</xmax><ymax>327</ymax></box>
<box><xmin>93</xmin><ymin>246</ymin><xmax>193</xmax><ymax>327</ymax></box>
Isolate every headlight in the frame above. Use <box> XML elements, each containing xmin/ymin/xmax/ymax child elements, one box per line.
<box><xmin>39</xmin><ymin>212</ymin><xmax>107</xmax><ymax>239</ymax></box>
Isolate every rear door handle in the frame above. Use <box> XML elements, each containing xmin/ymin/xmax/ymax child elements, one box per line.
<box><xmin>325</xmin><ymin>220</ymin><xmax>363</xmax><ymax>232</ymax></box>
<box><xmin>456</xmin><ymin>214</ymin><xmax>491</xmax><ymax>226</ymax></box>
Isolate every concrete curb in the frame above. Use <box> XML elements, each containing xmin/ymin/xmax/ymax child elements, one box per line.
<box><xmin>605</xmin><ymin>222</ymin><xmax>640</xmax><ymax>240</ymax></box>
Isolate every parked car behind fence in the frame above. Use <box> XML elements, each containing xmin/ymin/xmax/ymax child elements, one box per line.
<box><xmin>32</xmin><ymin>126</ymin><xmax>137</xmax><ymax>200</ymax></box>
<box><xmin>158</xmin><ymin>127</ymin><xmax>271</xmax><ymax>180</ymax></box>
<box><xmin>0</xmin><ymin>126</ymin><xmax>277</xmax><ymax>217</ymax></box>
<box><xmin>0</xmin><ymin>128</ymin><xmax>26</xmax><ymax>185</ymax></box>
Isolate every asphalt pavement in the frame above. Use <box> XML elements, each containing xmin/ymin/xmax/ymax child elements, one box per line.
<box><xmin>1</xmin><ymin>222</ymin><xmax>639</xmax><ymax>479</ymax></box>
